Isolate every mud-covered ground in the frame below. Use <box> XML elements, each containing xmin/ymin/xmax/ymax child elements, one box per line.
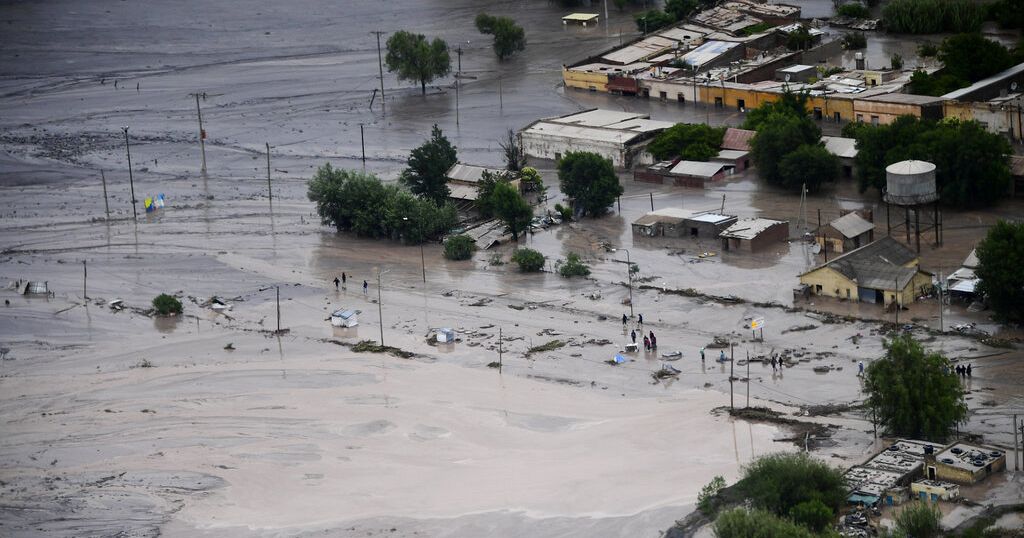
<box><xmin>1</xmin><ymin>1</ymin><xmax>1022</xmax><ymax>536</ymax></box>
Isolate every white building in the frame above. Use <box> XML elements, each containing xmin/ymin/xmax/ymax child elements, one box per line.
<box><xmin>520</xmin><ymin>109</ymin><xmax>675</xmax><ymax>168</ymax></box>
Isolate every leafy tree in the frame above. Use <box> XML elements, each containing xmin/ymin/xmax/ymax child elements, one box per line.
<box><xmin>443</xmin><ymin>235</ymin><xmax>476</xmax><ymax>260</ymax></box>
<box><xmin>385</xmin><ymin>31</ymin><xmax>451</xmax><ymax>95</ymax></box>
<box><xmin>918</xmin><ymin>42</ymin><xmax>938</xmax><ymax>57</ymax></box>
<box><xmin>490</xmin><ymin>181</ymin><xmax>533</xmax><ymax>241</ymax></box>
<box><xmin>634</xmin><ymin>10</ymin><xmax>675</xmax><ymax>33</ymax></box>
<box><xmin>307</xmin><ymin>164</ymin><xmax>456</xmax><ymax>241</ymax></box>
<box><xmin>557</xmin><ymin>151</ymin><xmax>623</xmax><ymax>217</ymax></box>
<box><xmin>697</xmin><ymin>475</ymin><xmax>726</xmax><ymax>516</ymax></box>
<box><xmin>742</xmin><ymin>89</ymin><xmax>811</xmax><ymax>131</ymax></box>
<box><xmin>778</xmin><ymin>144</ymin><xmax>839</xmax><ymax>193</ymax></box>
<box><xmin>519</xmin><ymin>166</ymin><xmax>543</xmax><ymax>192</ymax></box>
<box><xmin>785</xmin><ymin>25</ymin><xmax>814</xmax><ymax>51</ymax></box>
<box><xmin>841</xmin><ymin>32</ymin><xmax>867</xmax><ymax>50</ymax></box>
<box><xmin>400</xmin><ymin>125</ymin><xmax>457</xmax><ymax>205</ymax></box>
<box><xmin>988</xmin><ymin>0</ymin><xmax>1024</xmax><ymax>29</ymax></box>
<box><xmin>890</xmin><ymin>53</ymin><xmax>904</xmax><ymax>69</ymax></box>
<box><xmin>476</xmin><ymin>169</ymin><xmax>514</xmax><ymax>218</ymax></box>
<box><xmin>499</xmin><ymin>129</ymin><xmax>525</xmax><ymax>172</ymax></box>
<box><xmin>889</xmin><ymin>501</ymin><xmax>942</xmax><ymax>538</ymax></box>
<box><xmin>847</xmin><ymin>116</ymin><xmax>1011</xmax><ymax>207</ymax></box>
<box><xmin>975</xmin><ymin>220</ymin><xmax>1024</xmax><ymax>324</ymax></box>
<box><xmin>789</xmin><ymin>499</ymin><xmax>833</xmax><ymax>533</ymax></box>
<box><xmin>557</xmin><ymin>252</ymin><xmax>590</xmax><ymax>277</ymax></box>
<box><xmin>938</xmin><ymin>33</ymin><xmax>1013</xmax><ymax>85</ymax></box>
<box><xmin>713</xmin><ymin>508</ymin><xmax>823</xmax><ymax>538</ymax></box>
<box><xmin>152</xmin><ymin>294</ymin><xmax>183</xmax><ymax>316</ymax></box>
<box><xmin>647</xmin><ymin>123</ymin><xmax>726</xmax><ymax>161</ymax></box>
<box><xmin>836</xmin><ymin>2</ymin><xmax>870</xmax><ymax>18</ymax></box>
<box><xmin>665</xmin><ymin>0</ymin><xmax>699</xmax><ymax>20</ymax></box>
<box><xmin>475</xmin><ymin>14</ymin><xmax>526</xmax><ymax>60</ymax></box>
<box><xmin>749</xmin><ymin>112</ymin><xmax>821</xmax><ymax>189</ymax></box>
<box><xmin>734</xmin><ymin>452</ymin><xmax>846</xmax><ymax>517</ymax></box>
<box><xmin>864</xmin><ymin>335</ymin><xmax>966</xmax><ymax>441</ymax></box>
<box><xmin>511</xmin><ymin>248</ymin><xmax>545</xmax><ymax>272</ymax></box>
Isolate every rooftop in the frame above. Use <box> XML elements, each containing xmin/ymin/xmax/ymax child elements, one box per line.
<box><xmin>603</xmin><ymin>35</ymin><xmax>678</xmax><ymax>65</ymax></box>
<box><xmin>942</xmin><ymin>62</ymin><xmax>1024</xmax><ymax>100</ymax></box>
<box><xmin>720</xmin><ymin>217</ymin><xmax>787</xmax><ymax>240</ymax></box>
<box><xmin>563</xmin><ymin>13</ymin><xmax>599</xmax><ymax>22</ymax></box>
<box><xmin>446</xmin><ymin>163</ymin><xmax>507</xmax><ymax>183</ymax></box>
<box><xmin>680</xmin><ymin>40</ymin><xmax>741</xmax><ymax>67</ymax></box>
<box><xmin>829</xmin><ymin>212</ymin><xmax>874</xmax><ymax>239</ymax></box>
<box><xmin>803</xmin><ymin>237</ymin><xmax>923</xmax><ymax>290</ymax></box>
<box><xmin>934</xmin><ymin>443</ymin><xmax>1005</xmax><ymax>473</ymax></box>
<box><xmin>778</xmin><ymin>64</ymin><xmax>815</xmax><ymax>74</ymax></box>
<box><xmin>721</xmin><ymin>127</ymin><xmax>756</xmax><ymax>151</ymax></box>
<box><xmin>713</xmin><ymin>149</ymin><xmax>749</xmax><ymax>160</ymax></box>
<box><xmin>689</xmin><ymin>212</ymin><xmax>735</xmax><ymax>224</ymax></box>
<box><xmin>549</xmin><ymin>109</ymin><xmax>648</xmax><ymax>127</ymax></box>
<box><xmin>669</xmin><ymin>160</ymin><xmax>726</xmax><ymax>178</ymax></box>
<box><xmin>860</xmin><ymin>92</ymin><xmax>946</xmax><ymax>105</ymax></box>
<box><xmin>821</xmin><ymin>136</ymin><xmax>858</xmax><ymax>159</ymax></box>
<box><xmin>633</xmin><ymin>207</ymin><xmax>694</xmax><ymax>226</ymax></box>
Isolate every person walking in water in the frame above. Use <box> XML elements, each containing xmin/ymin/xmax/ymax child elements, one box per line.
<box><xmin>363</xmin><ymin>280</ymin><xmax>368</xmax><ymax>296</ymax></box>
<box><xmin>630</xmin><ymin>329</ymin><xmax>637</xmax><ymax>344</ymax></box>
<box><xmin>700</xmin><ymin>348</ymin><xmax>705</xmax><ymax>362</ymax></box>
<box><xmin>967</xmin><ymin>364</ymin><xmax>972</xmax><ymax>377</ymax></box>
<box><xmin>719</xmin><ymin>350</ymin><xmax>726</xmax><ymax>362</ymax></box>
<box><xmin>643</xmin><ymin>336</ymin><xmax>650</xmax><ymax>351</ymax></box>
<box><xmin>341</xmin><ymin>272</ymin><xmax>347</xmax><ymax>288</ymax></box>
<box><xmin>858</xmin><ymin>361</ymin><xmax>865</xmax><ymax>376</ymax></box>
<box><xmin>334</xmin><ymin>276</ymin><xmax>340</xmax><ymax>290</ymax></box>
<box><xmin>637</xmin><ymin>313</ymin><xmax>644</xmax><ymax>326</ymax></box>
<box><xmin>622</xmin><ymin>313</ymin><xmax>628</xmax><ymax>327</ymax></box>
<box><xmin>649</xmin><ymin>331</ymin><xmax>657</xmax><ymax>350</ymax></box>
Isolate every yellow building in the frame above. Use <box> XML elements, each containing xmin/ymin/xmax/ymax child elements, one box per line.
<box><xmin>563</xmin><ymin>65</ymin><xmax>610</xmax><ymax>92</ymax></box>
<box><xmin>799</xmin><ymin>236</ymin><xmax>932</xmax><ymax>305</ymax></box>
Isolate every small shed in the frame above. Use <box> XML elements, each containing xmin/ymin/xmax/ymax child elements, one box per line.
<box><xmin>22</xmin><ymin>281</ymin><xmax>49</xmax><ymax>295</ymax></box>
<box><xmin>685</xmin><ymin>213</ymin><xmax>737</xmax><ymax>238</ymax></box>
<box><xmin>665</xmin><ymin>160</ymin><xmax>727</xmax><ymax>187</ymax></box>
<box><xmin>820</xmin><ymin>212</ymin><xmax>874</xmax><ymax>254</ymax></box>
<box><xmin>632</xmin><ymin>208</ymin><xmax>694</xmax><ymax>238</ymax></box>
<box><xmin>822</xmin><ymin>136</ymin><xmax>858</xmax><ymax>177</ymax></box>
<box><xmin>562</xmin><ymin>13</ymin><xmax>599</xmax><ymax>26</ymax></box>
<box><xmin>711</xmin><ymin>149</ymin><xmax>750</xmax><ymax>174</ymax></box>
<box><xmin>776</xmin><ymin>64</ymin><xmax>817</xmax><ymax>83</ymax></box>
<box><xmin>911</xmin><ymin>480</ymin><xmax>960</xmax><ymax>502</ymax></box>
<box><xmin>720</xmin><ymin>218</ymin><xmax>789</xmax><ymax>252</ymax></box>
<box><xmin>927</xmin><ymin>443</ymin><xmax>1006</xmax><ymax>485</ymax></box>
<box><xmin>330</xmin><ymin>309</ymin><xmax>358</xmax><ymax>328</ymax></box>
<box><xmin>445</xmin><ymin>163</ymin><xmax>518</xmax><ymax>204</ymax></box>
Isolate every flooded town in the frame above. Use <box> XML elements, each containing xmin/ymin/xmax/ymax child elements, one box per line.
<box><xmin>1</xmin><ymin>0</ymin><xmax>1023</xmax><ymax>536</ymax></box>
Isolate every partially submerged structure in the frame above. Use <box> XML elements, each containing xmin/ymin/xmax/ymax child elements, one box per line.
<box><xmin>818</xmin><ymin>211</ymin><xmax>874</xmax><ymax>254</ymax></box>
<box><xmin>719</xmin><ymin>218</ymin><xmax>789</xmax><ymax>252</ymax></box>
<box><xmin>946</xmin><ymin>248</ymin><xmax>980</xmax><ymax>299</ymax></box>
<box><xmin>330</xmin><ymin>309</ymin><xmax>358</xmax><ymax>328</ymax></box>
<box><xmin>520</xmin><ymin>109</ymin><xmax>674</xmax><ymax>168</ymax></box>
<box><xmin>562</xmin><ymin>13</ymin><xmax>599</xmax><ymax>27</ymax></box>
<box><xmin>631</xmin><ymin>208</ymin><xmax>736</xmax><ymax>239</ymax></box>
<box><xmin>799</xmin><ymin>236</ymin><xmax>932</xmax><ymax>305</ymax></box>
<box><xmin>445</xmin><ymin>163</ymin><xmax>516</xmax><ymax>208</ymax></box>
<box><xmin>844</xmin><ymin>439</ymin><xmax>932</xmax><ymax>507</ymax></box>
<box><xmin>927</xmin><ymin>443</ymin><xmax>1006</xmax><ymax>484</ymax></box>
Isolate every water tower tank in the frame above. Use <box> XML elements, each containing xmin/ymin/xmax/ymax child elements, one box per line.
<box><xmin>884</xmin><ymin>160</ymin><xmax>938</xmax><ymax>205</ymax></box>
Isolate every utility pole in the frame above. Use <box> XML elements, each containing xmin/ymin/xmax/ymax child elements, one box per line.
<box><xmin>455</xmin><ymin>45</ymin><xmax>463</xmax><ymax>127</ymax></box>
<box><xmin>498</xmin><ymin>75</ymin><xmax>503</xmax><ymax>109</ymax></box>
<box><xmin>100</xmin><ymin>170</ymin><xmax>110</xmax><ymax>220</ymax></box>
<box><xmin>189</xmin><ymin>91</ymin><xmax>208</xmax><ymax>174</ymax></box>
<box><xmin>376</xmin><ymin>269</ymin><xmax>385</xmax><ymax>346</ymax></box>
<box><xmin>371</xmin><ymin>31</ymin><xmax>386</xmax><ymax>115</ymax></box>
<box><xmin>82</xmin><ymin>260</ymin><xmax>87</xmax><ymax>300</ymax></box>
<box><xmin>1014</xmin><ymin>413</ymin><xmax>1019</xmax><ymax>471</ymax></box>
<box><xmin>649</xmin><ymin>192</ymin><xmax>654</xmax><ymax>210</ymax></box>
<box><xmin>276</xmin><ymin>286</ymin><xmax>281</xmax><ymax>333</ymax></box>
<box><xmin>498</xmin><ymin>326</ymin><xmax>503</xmax><ymax>374</ymax></box>
<box><xmin>746</xmin><ymin>350</ymin><xmax>750</xmax><ymax>408</ymax></box>
<box><xmin>265</xmin><ymin>142</ymin><xmax>272</xmax><ymax>203</ymax></box>
<box><xmin>122</xmin><ymin>126</ymin><xmax>137</xmax><ymax>220</ymax></box>
<box><xmin>359</xmin><ymin>123</ymin><xmax>366</xmax><ymax>164</ymax></box>
<box><xmin>894</xmin><ymin>277</ymin><xmax>900</xmax><ymax>326</ymax></box>
<box><xmin>729</xmin><ymin>343</ymin><xmax>735</xmax><ymax>410</ymax></box>
<box><xmin>938</xmin><ymin>269</ymin><xmax>944</xmax><ymax>332</ymax></box>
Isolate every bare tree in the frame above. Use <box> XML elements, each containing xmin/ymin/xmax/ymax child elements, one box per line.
<box><xmin>498</xmin><ymin>129</ymin><xmax>525</xmax><ymax>172</ymax></box>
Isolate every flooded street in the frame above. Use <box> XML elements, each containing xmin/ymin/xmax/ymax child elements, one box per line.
<box><xmin>1</xmin><ymin>0</ymin><xmax>1022</xmax><ymax>536</ymax></box>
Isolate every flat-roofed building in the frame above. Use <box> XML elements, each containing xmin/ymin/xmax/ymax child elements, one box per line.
<box><xmin>521</xmin><ymin>109</ymin><xmax>674</xmax><ymax>168</ymax></box>
<box><xmin>927</xmin><ymin>443</ymin><xmax>1006</xmax><ymax>485</ymax></box>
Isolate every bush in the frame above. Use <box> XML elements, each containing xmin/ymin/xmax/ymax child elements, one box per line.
<box><xmin>734</xmin><ymin>452</ymin><xmax>846</xmax><ymax>517</ymax></box>
<box><xmin>697</xmin><ymin>475</ymin><xmax>726</xmax><ymax>515</ymax></box>
<box><xmin>443</xmin><ymin>235</ymin><xmax>477</xmax><ymax>260</ymax></box>
<box><xmin>553</xmin><ymin>203</ymin><xmax>573</xmax><ymax>221</ymax></box>
<box><xmin>892</xmin><ymin>501</ymin><xmax>942</xmax><ymax>538</ymax></box>
<box><xmin>152</xmin><ymin>294</ymin><xmax>183</xmax><ymax>316</ymax></box>
<box><xmin>836</xmin><ymin>2</ymin><xmax>870</xmax><ymax>18</ymax></box>
<box><xmin>713</xmin><ymin>508</ymin><xmax>820</xmax><ymax>538</ymax></box>
<box><xmin>890</xmin><ymin>53</ymin><xmax>903</xmax><ymax>69</ymax></box>
<box><xmin>881</xmin><ymin>0</ymin><xmax>983</xmax><ymax>33</ymax></box>
<box><xmin>918</xmin><ymin>42</ymin><xmax>938</xmax><ymax>57</ymax></box>
<box><xmin>634</xmin><ymin>9</ymin><xmax>675</xmax><ymax>33</ymax></box>
<box><xmin>511</xmin><ymin>248</ymin><xmax>545</xmax><ymax>272</ymax></box>
<box><xmin>556</xmin><ymin>253</ymin><xmax>590</xmax><ymax>278</ymax></box>
<box><xmin>842</xmin><ymin>32</ymin><xmax>867</xmax><ymax>49</ymax></box>
<box><xmin>789</xmin><ymin>499</ymin><xmax>833</xmax><ymax>532</ymax></box>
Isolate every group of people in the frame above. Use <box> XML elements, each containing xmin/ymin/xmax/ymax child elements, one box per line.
<box><xmin>333</xmin><ymin>273</ymin><xmax>369</xmax><ymax>296</ymax></box>
<box><xmin>629</xmin><ymin>328</ymin><xmax>657</xmax><ymax>351</ymax></box>
<box><xmin>955</xmin><ymin>363</ymin><xmax>973</xmax><ymax>378</ymax></box>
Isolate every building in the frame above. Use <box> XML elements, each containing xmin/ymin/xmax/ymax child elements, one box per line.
<box><xmin>562</xmin><ymin>13</ymin><xmax>599</xmax><ymax>26</ymax></box>
<box><xmin>445</xmin><ymin>163</ymin><xmax>517</xmax><ymax>207</ymax></box>
<box><xmin>632</xmin><ymin>208</ymin><xmax>737</xmax><ymax>239</ymax></box>
<box><xmin>946</xmin><ymin>248</ymin><xmax>980</xmax><ymax>300</ymax></box>
<box><xmin>711</xmin><ymin>149</ymin><xmax>750</xmax><ymax>174</ymax></box>
<box><xmin>520</xmin><ymin>109</ymin><xmax>674</xmax><ymax>168</ymax></box>
<box><xmin>927</xmin><ymin>443</ymin><xmax>1006</xmax><ymax>485</ymax></box>
<box><xmin>844</xmin><ymin>439</ymin><xmax>934</xmax><ymax>507</ymax></box>
<box><xmin>776</xmin><ymin>64</ymin><xmax>817</xmax><ymax>83</ymax></box>
<box><xmin>818</xmin><ymin>211</ymin><xmax>874</xmax><ymax>254</ymax></box>
<box><xmin>821</xmin><ymin>135</ymin><xmax>858</xmax><ymax>178</ymax></box>
<box><xmin>853</xmin><ymin>93</ymin><xmax>945</xmax><ymax>125</ymax></box>
<box><xmin>721</xmin><ymin>127</ymin><xmax>755</xmax><ymax>151</ymax></box>
<box><xmin>799</xmin><ymin>236</ymin><xmax>933</xmax><ymax>305</ymax></box>
<box><xmin>911</xmin><ymin>480</ymin><xmax>960</xmax><ymax>502</ymax></box>
<box><xmin>720</xmin><ymin>217</ymin><xmax>789</xmax><ymax>252</ymax></box>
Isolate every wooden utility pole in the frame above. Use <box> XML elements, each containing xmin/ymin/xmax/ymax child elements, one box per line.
<box><xmin>498</xmin><ymin>326</ymin><xmax>503</xmax><ymax>374</ymax></box>
<box><xmin>371</xmin><ymin>31</ymin><xmax>386</xmax><ymax>115</ymax></box>
<box><xmin>82</xmin><ymin>260</ymin><xmax>87</xmax><ymax>300</ymax></box>
<box><xmin>276</xmin><ymin>286</ymin><xmax>281</xmax><ymax>332</ymax></box>
<box><xmin>265</xmin><ymin>142</ymin><xmax>272</xmax><ymax>202</ymax></box>
<box><xmin>122</xmin><ymin>126</ymin><xmax>137</xmax><ymax>220</ymax></box>
<box><xmin>189</xmin><ymin>92</ymin><xmax>208</xmax><ymax>173</ymax></box>
<box><xmin>498</xmin><ymin>75</ymin><xmax>503</xmax><ymax>109</ymax></box>
<box><xmin>359</xmin><ymin>123</ymin><xmax>366</xmax><ymax>164</ymax></box>
<box><xmin>746</xmin><ymin>350</ymin><xmax>750</xmax><ymax>408</ymax></box>
<box><xmin>455</xmin><ymin>46</ymin><xmax>463</xmax><ymax>127</ymax></box>
<box><xmin>729</xmin><ymin>343</ymin><xmax>735</xmax><ymax>410</ymax></box>
<box><xmin>895</xmin><ymin>277</ymin><xmax>900</xmax><ymax>326</ymax></box>
<box><xmin>100</xmin><ymin>170</ymin><xmax>110</xmax><ymax>220</ymax></box>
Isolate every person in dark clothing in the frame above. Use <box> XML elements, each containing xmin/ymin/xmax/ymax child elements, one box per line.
<box><xmin>700</xmin><ymin>348</ymin><xmax>705</xmax><ymax>362</ymax></box>
<box><xmin>341</xmin><ymin>272</ymin><xmax>347</xmax><ymax>288</ymax></box>
<box><xmin>637</xmin><ymin>314</ymin><xmax>643</xmax><ymax>326</ymax></box>
<box><xmin>955</xmin><ymin>365</ymin><xmax>962</xmax><ymax>376</ymax></box>
<box><xmin>363</xmin><ymin>280</ymin><xmax>368</xmax><ymax>295</ymax></box>
<box><xmin>649</xmin><ymin>331</ymin><xmax>656</xmax><ymax>350</ymax></box>
<box><xmin>622</xmin><ymin>314</ymin><xmax>628</xmax><ymax>326</ymax></box>
<box><xmin>630</xmin><ymin>329</ymin><xmax>637</xmax><ymax>343</ymax></box>
<box><xmin>333</xmin><ymin>277</ymin><xmax>340</xmax><ymax>290</ymax></box>
<box><xmin>643</xmin><ymin>336</ymin><xmax>650</xmax><ymax>351</ymax></box>
<box><xmin>967</xmin><ymin>364</ymin><xmax>972</xmax><ymax>377</ymax></box>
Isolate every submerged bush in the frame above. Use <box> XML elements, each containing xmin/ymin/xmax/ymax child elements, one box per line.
<box><xmin>152</xmin><ymin>293</ymin><xmax>182</xmax><ymax>316</ymax></box>
<box><xmin>443</xmin><ymin>235</ymin><xmax>477</xmax><ymax>260</ymax></box>
<box><xmin>511</xmin><ymin>248</ymin><xmax>545</xmax><ymax>272</ymax></box>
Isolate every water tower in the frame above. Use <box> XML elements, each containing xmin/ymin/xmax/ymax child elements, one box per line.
<box><xmin>883</xmin><ymin>159</ymin><xmax>942</xmax><ymax>253</ymax></box>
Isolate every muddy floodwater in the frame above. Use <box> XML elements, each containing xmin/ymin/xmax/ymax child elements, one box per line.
<box><xmin>1</xmin><ymin>1</ymin><xmax>1023</xmax><ymax>536</ymax></box>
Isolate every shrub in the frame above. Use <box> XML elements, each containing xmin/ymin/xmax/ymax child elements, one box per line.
<box><xmin>892</xmin><ymin>501</ymin><xmax>942</xmax><ymax>538</ymax></box>
<box><xmin>557</xmin><ymin>151</ymin><xmax>622</xmax><ymax>218</ymax></box>
<box><xmin>890</xmin><ymin>53</ymin><xmax>903</xmax><ymax>69</ymax></box>
<box><xmin>511</xmin><ymin>248</ymin><xmax>545</xmax><ymax>272</ymax></box>
<box><xmin>553</xmin><ymin>203</ymin><xmax>573</xmax><ymax>221</ymax></box>
<box><xmin>713</xmin><ymin>508</ymin><xmax>819</xmax><ymax>538</ymax></box>
<box><xmin>734</xmin><ymin>452</ymin><xmax>846</xmax><ymax>517</ymax></box>
<box><xmin>697</xmin><ymin>475</ymin><xmax>726</xmax><ymax>515</ymax></box>
<box><xmin>881</xmin><ymin>0</ymin><xmax>983</xmax><ymax>33</ymax></box>
<box><xmin>836</xmin><ymin>2</ymin><xmax>870</xmax><ymax>18</ymax></box>
<box><xmin>443</xmin><ymin>235</ymin><xmax>477</xmax><ymax>260</ymax></box>
<box><xmin>557</xmin><ymin>253</ymin><xmax>590</xmax><ymax>278</ymax></box>
<box><xmin>918</xmin><ymin>42</ymin><xmax>938</xmax><ymax>56</ymax></box>
<box><xmin>789</xmin><ymin>499</ymin><xmax>833</xmax><ymax>532</ymax></box>
<box><xmin>152</xmin><ymin>294</ymin><xmax>183</xmax><ymax>316</ymax></box>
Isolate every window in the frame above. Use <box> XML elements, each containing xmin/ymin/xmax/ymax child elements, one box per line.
<box><xmin>856</xmin><ymin>114</ymin><xmax>864</xmax><ymax>122</ymax></box>
<box><xmin>871</xmin><ymin>115</ymin><xmax>880</xmax><ymax>125</ymax></box>
<box><xmin>677</xmin><ymin>93</ymin><xmax>685</xmax><ymax>103</ymax></box>
<box><xmin>659</xmin><ymin>91</ymin><xmax>667</xmax><ymax>100</ymax></box>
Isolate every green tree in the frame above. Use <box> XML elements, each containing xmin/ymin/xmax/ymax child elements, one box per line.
<box><xmin>647</xmin><ymin>123</ymin><xmax>726</xmax><ymax>161</ymax></box>
<box><xmin>789</xmin><ymin>499</ymin><xmax>833</xmax><ymax>533</ymax></box>
<box><xmin>742</xmin><ymin>89</ymin><xmax>811</xmax><ymax>131</ymax></box>
<box><xmin>511</xmin><ymin>248</ymin><xmax>545</xmax><ymax>272</ymax></box>
<box><xmin>890</xmin><ymin>501</ymin><xmax>942</xmax><ymax>538</ymax></box>
<box><xmin>665</xmin><ymin>0</ymin><xmax>699</xmax><ymax>20</ymax></box>
<box><xmin>519</xmin><ymin>166</ymin><xmax>543</xmax><ymax>192</ymax></box>
<box><xmin>634</xmin><ymin>10</ymin><xmax>675</xmax><ymax>32</ymax></box>
<box><xmin>490</xmin><ymin>181</ymin><xmax>533</xmax><ymax>241</ymax></box>
<box><xmin>938</xmin><ymin>33</ymin><xmax>1013</xmax><ymax>85</ymax></box>
<box><xmin>152</xmin><ymin>294</ymin><xmax>183</xmax><ymax>316</ymax></box>
<box><xmin>476</xmin><ymin>169</ymin><xmax>514</xmax><ymax>218</ymax></box>
<box><xmin>475</xmin><ymin>14</ymin><xmax>526</xmax><ymax>60</ymax></box>
<box><xmin>400</xmin><ymin>125</ymin><xmax>457</xmax><ymax>205</ymax></box>
<box><xmin>975</xmin><ymin>220</ymin><xmax>1024</xmax><ymax>324</ymax></box>
<box><xmin>443</xmin><ymin>235</ymin><xmax>477</xmax><ymax>260</ymax></box>
<box><xmin>557</xmin><ymin>252</ymin><xmax>591</xmax><ymax>277</ymax></box>
<box><xmin>836</xmin><ymin>2</ymin><xmax>870</xmax><ymax>18</ymax></box>
<box><xmin>864</xmin><ymin>335</ymin><xmax>966</xmax><ymax>440</ymax></box>
<box><xmin>786</xmin><ymin>25</ymin><xmax>814</xmax><ymax>51</ymax></box>
<box><xmin>713</xmin><ymin>508</ymin><xmax>823</xmax><ymax>538</ymax></box>
<box><xmin>778</xmin><ymin>143</ymin><xmax>839</xmax><ymax>193</ymax></box>
<box><xmin>749</xmin><ymin>112</ymin><xmax>821</xmax><ymax>189</ymax></box>
<box><xmin>385</xmin><ymin>30</ymin><xmax>451</xmax><ymax>95</ymax></box>
<box><xmin>734</xmin><ymin>452</ymin><xmax>846</xmax><ymax>517</ymax></box>
<box><xmin>557</xmin><ymin>151</ymin><xmax>623</xmax><ymax>217</ymax></box>
<box><xmin>697</xmin><ymin>475</ymin><xmax>726</xmax><ymax>516</ymax></box>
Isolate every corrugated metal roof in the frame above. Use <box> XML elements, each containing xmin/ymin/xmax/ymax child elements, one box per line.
<box><xmin>447</xmin><ymin>183</ymin><xmax>479</xmax><ymax>201</ymax></box>
<box><xmin>714</xmin><ymin>149</ymin><xmax>749</xmax><ymax>160</ymax></box>
<box><xmin>801</xmin><ymin>237</ymin><xmax>925</xmax><ymax>290</ymax></box>
<box><xmin>549</xmin><ymin>109</ymin><xmax>647</xmax><ymax>127</ymax></box>
<box><xmin>680</xmin><ymin>40</ymin><xmax>740</xmax><ymax>67</ymax></box>
<box><xmin>829</xmin><ymin>212</ymin><xmax>874</xmax><ymax>239</ymax></box>
<box><xmin>821</xmin><ymin>136</ymin><xmax>858</xmax><ymax>159</ymax></box>
<box><xmin>721</xmin><ymin>127</ymin><xmax>756</xmax><ymax>151</ymax></box>
<box><xmin>942</xmin><ymin>62</ymin><xmax>1024</xmax><ymax>100</ymax></box>
<box><xmin>886</xmin><ymin>160</ymin><xmax>935</xmax><ymax>175</ymax></box>
<box><xmin>669</xmin><ymin>160</ymin><xmax>726</xmax><ymax>178</ymax></box>
<box><xmin>688</xmin><ymin>212</ymin><xmax>734</xmax><ymax>224</ymax></box>
<box><xmin>446</xmin><ymin>163</ymin><xmax>505</xmax><ymax>183</ymax></box>
<box><xmin>860</xmin><ymin>93</ymin><xmax>945</xmax><ymax>105</ymax></box>
<box><xmin>602</xmin><ymin>35</ymin><xmax>677</xmax><ymax>65</ymax></box>
<box><xmin>604</xmin><ymin>118</ymin><xmax>677</xmax><ymax>132</ymax></box>
<box><xmin>720</xmin><ymin>218</ymin><xmax>786</xmax><ymax>240</ymax></box>
<box><xmin>522</xmin><ymin>122</ymin><xmax>644</xmax><ymax>144</ymax></box>
<box><xmin>634</xmin><ymin>208</ymin><xmax>693</xmax><ymax>226</ymax></box>
<box><xmin>1009</xmin><ymin>155</ymin><xmax>1024</xmax><ymax>177</ymax></box>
